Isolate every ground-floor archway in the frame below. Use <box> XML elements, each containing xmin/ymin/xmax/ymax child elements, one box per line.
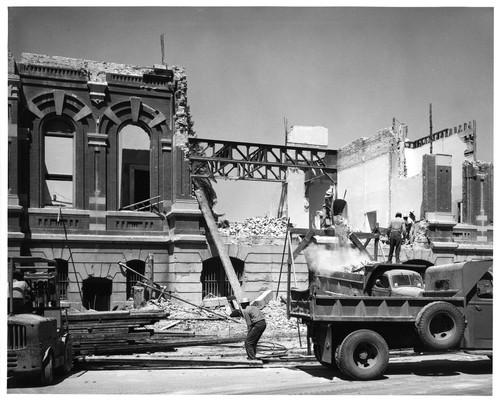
<box><xmin>82</xmin><ymin>277</ymin><xmax>112</xmax><ymax>311</ymax></box>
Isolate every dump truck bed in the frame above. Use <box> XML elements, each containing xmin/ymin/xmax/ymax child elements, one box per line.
<box><xmin>289</xmin><ymin>291</ymin><xmax>465</xmax><ymax>322</ymax></box>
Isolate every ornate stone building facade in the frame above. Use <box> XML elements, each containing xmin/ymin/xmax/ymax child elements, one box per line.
<box><xmin>7</xmin><ymin>53</ymin><xmax>302</xmax><ymax>309</ymax></box>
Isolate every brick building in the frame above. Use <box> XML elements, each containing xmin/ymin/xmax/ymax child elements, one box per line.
<box><xmin>7</xmin><ymin>53</ymin><xmax>307</xmax><ymax>309</ymax></box>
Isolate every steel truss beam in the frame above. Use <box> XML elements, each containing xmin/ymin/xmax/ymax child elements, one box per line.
<box><xmin>188</xmin><ymin>138</ymin><xmax>337</xmax><ymax>182</ymax></box>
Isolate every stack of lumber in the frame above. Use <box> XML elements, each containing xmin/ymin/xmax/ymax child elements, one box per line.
<box><xmin>68</xmin><ymin>310</ymin><xmax>169</xmax><ymax>356</ymax></box>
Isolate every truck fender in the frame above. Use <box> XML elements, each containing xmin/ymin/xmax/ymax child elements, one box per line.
<box><xmin>415</xmin><ymin>301</ymin><xmax>466</xmax><ymax>351</ymax></box>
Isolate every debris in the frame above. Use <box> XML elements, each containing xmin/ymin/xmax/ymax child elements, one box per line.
<box><xmin>202</xmin><ymin>296</ymin><xmax>230</xmax><ymax>308</ymax></box>
<box><xmin>218</xmin><ymin>216</ymin><xmax>288</xmax><ymax>239</ymax></box>
<box><xmin>158</xmin><ymin>320</ymin><xmax>181</xmax><ymax>331</ymax></box>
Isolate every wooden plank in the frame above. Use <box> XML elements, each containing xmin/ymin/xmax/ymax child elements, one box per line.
<box><xmin>349</xmin><ymin>232</ymin><xmax>373</xmax><ymax>260</ymax></box>
<box><xmin>194</xmin><ymin>186</ymin><xmax>243</xmax><ymax>300</ymax></box>
<box><xmin>68</xmin><ymin>310</ymin><xmax>168</xmax><ymax>321</ymax></box>
<box><xmin>292</xmin><ymin>229</ymin><xmax>315</xmax><ymax>259</ymax></box>
<box><xmin>67</xmin><ymin>311</ymin><xmax>131</xmax><ymax>321</ymax></box>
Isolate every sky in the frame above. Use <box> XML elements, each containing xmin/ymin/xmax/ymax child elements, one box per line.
<box><xmin>4</xmin><ymin>2</ymin><xmax>495</xmax><ymax>220</ymax></box>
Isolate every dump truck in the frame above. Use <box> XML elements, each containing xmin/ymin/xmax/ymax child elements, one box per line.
<box><xmin>7</xmin><ymin>257</ymin><xmax>73</xmax><ymax>385</ymax></box>
<box><xmin>288</xmin><ymin>259</ymin><xmax>493</xmax><ymax>381</ymax></box>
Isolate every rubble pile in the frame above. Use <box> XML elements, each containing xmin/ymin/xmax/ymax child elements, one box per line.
<box><xmin>148</xmin><ymin>297</ymin><xmax>304</xmax><ymax>338</ymax></box>
<box><xmin>218</xmin><ymin>216</ymin><xmax>288</xmax><ymax>238</ymax></box>
<box><xmin>411</xmin><ymin>220</ymin><xmax>430</xmax><ymax>249</ymax></box>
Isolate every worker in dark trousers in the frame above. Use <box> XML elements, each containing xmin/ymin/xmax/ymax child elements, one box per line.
<box><xmin>386</xmin><ymin>212</ymin><xmax>405</xmax><ymax>264</ymax></box>
<box><xmin>240</xmin><ymin>298</ymin><xmax>266</xmax><ymax>360</ymax></box>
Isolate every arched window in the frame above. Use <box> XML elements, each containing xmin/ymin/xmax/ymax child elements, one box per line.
<box><xmin>42</xmin><ymin>118</ymin><xmax>75</xmax><ymax>207</ymax></box>
<box><xmin>118</xmin><ymin>125</ymin><xmax>151</xmax><ymax>209</ymax></box>
<box><xmin>201</xmin><ymin>257</ymin><xmax>244</xmax><ymax>298</ymax></box>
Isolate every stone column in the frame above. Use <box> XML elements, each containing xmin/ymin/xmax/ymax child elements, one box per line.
<box><xmin>87</xmin><ymin>132</ymin><xmax>108</xmax><ymax>231</ymax></box>
<box><xmin>8</xmin><ymin>55</ymin><xmax>23</xmax><ymax>244</ymax></box>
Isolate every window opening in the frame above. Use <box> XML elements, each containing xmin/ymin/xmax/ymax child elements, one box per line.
<box><xmin>82</xmin><ymin>277</ymin><xmax>112</xmax><ymax>311</ymax></box>
<box><xmin>125</xmin><ymin>260</ymin><xmax>146</xmax><ymax>300</ymax></box>
<box><xmin>118</xmin><ymin>125</ymin><xmax>150</xmax><ymax>209</ymax></box>
<box><xmin>201</xmin><ymin>257</ymin><xmax>244</xmax><ymax>298</ymax></box>
<box><xmin>55</xmin><ymin>259</ymin><xmax>69</xmax><ymax>300</ymax></box>
<box><xmin>43</xmin><ymin>119</ymin><xmax>75</xmax><ymax>207</ymax></box>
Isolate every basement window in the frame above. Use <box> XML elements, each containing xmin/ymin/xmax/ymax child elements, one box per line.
<box><xmin>201</xmin><ymin>257</ymin><xmax>244</xmax><ymax>299</ymax></box>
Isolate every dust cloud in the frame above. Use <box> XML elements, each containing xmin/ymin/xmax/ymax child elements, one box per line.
<box><xmin>304</xmin><ymin>243</ymin><xmax>372</xmax><ymax>276</ymax></box>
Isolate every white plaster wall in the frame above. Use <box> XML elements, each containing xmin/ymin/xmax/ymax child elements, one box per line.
<box><xmin>391</xmin><ymin>174</ymin><xmax>423</xmax><ymax>221</ymax></box>
<box><xmin>287</xmin><ymin>126</ymin><xmax>328</xmax><ymax>147</ymax></box>
<box><xmin>338</xmin><ymin>154</ymin><xmax>391</xmax><ymax>231</ymax></box>
<box><xmin>287</xmin><ymin>168</ymin><xmax>309</xmax><ymax>228</ymax></box>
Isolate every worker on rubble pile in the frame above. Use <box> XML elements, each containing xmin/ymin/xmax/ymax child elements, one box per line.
<box><xmin>320</xmin><ymin>188</ymin><xmax>334</xmax><ymax>228</ymax></box>
<box><xmin>403</xmin><ymin>214</ymin><xmax>414</xmax><ymax>244</ymax></box>
<box><xmin>386</xmin><ymin>212</ymin><xmax>406</xmax><ymax>264</ymax></box>
<box><xmin>240</xmin><ymin>297</ymin><xmax>267</xmax><ymax>360</ymax></box>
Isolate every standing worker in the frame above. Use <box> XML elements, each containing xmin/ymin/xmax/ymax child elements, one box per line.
<box><xmin>403</xmin><ymin>214</ymin><xmax>414</xmax><ymax>244</ymax></box>
<box><xmin>320</xmin><ymin>188</ymin><xmax>334</xmax><ymax>228</ymax></box>
<box><xmin>11</xmin><ymin>271</ymin><xmax>32</xmax><ymax>314</ymax></box>
<box><xmin>240</xmin><ymin>298</ymin><xmax>267</xmax><ymax>360</ymax></box>
<box><xmin>386</xmin><ymin>212</ymin><xmax>405</xmax><ymax>264</ymax></box>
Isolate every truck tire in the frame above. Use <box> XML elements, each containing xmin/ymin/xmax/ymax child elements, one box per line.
<box><xmin>313</xmin><ymin>343</ymin><xmax>338</xmax><ymax>369</ymax></box>
<box><xmin>40</xmin><ymin>352</ymin><xmax>54</xmax><ymax>386</ymax></box>
<box><xmin>415</xmin><ymin>301</ymin><xmax>465</xmax><ymax>351</ymax></box>
<box><xmin>335</xmin><ymin>329</ymin><xmax>389</xmax><ymax>381</ymax></box>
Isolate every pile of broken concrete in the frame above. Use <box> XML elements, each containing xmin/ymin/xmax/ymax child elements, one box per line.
<box><xmin>145</xmin><ymin>296</ymin><xmax>305</xmax><ymax>340</ymax></box>
<box><xmin>218</xmin><ymin>216</ymin><xmax>288</xmax><ymax>239</ymax></box>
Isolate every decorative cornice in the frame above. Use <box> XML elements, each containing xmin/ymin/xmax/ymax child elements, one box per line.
<box><xmin>18</xmin><ymin>62</ymin><xmax>88</xmax><ymax>82</ymax></box>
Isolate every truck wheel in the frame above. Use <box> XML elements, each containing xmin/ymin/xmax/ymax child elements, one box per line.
<box><xmin>313</xmin><ymin>343</ymin><xmax>338</xmax><ymax>369</ymax></box>
<box><xmin>415</xmin><ymin>302</ymin><xmax>465</xmax><ymax>351</ymax></box>
<box><xmin>336</xmin><ymin>329</ymin><xmax>389</xmax><ymax>381</ymax></box>
<box><xmin>40</xmin><ymin>353</ymin><xmax>54</xmax><ymax>386</ymax></box>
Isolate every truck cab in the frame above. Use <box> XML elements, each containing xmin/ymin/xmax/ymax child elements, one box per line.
<box><xmin>7</xmin><ymin>257</ymin><xmax>73</xmax><ymax>385</ymax></box>
<box><xmin>370</xmin><ymin>268</ymin><xmax>424</xmax><ymax>297</ymax></box>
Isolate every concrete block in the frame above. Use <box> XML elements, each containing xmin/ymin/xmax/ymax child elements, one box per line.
<box><xmin>202</xmin><ymin>296</ymin><xmax>230</xmax><ymax>308</ymax></box>
<box><xmin>251</xmin><ymin>289</ymin><xmax>273</xmax><ymax>309</ymax></box>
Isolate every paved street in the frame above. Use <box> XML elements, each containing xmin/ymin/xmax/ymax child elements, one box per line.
<box><xmin>6</xmin><ymin>352</ymin><xmax>492</xmax><ymax>396</ymax></box>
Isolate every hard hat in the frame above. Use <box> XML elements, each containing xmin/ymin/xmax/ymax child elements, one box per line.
<box><xmin>240</xmin><ymin>298</ymin><xmax>250</xmax><ymax>304</ymax></box>
<box><xmin>410</xmin><ymin>209</ymin><xmax>415</xmax><ymax>213</ymax></box>
<box><xmin>326</xmin><ymin>188</ymin><xmax>333</xmax><ymax>196</ymax></box>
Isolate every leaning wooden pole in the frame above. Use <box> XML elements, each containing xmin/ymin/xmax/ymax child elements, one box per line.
<box><xmin>193</xmin><ymin>186</ymin><xmax>243</xmax><ymax>301</ymax></box>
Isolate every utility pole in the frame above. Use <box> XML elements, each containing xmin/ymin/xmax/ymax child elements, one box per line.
<box><xmin>429</xmin><ymin>103</ymin><xmax>433</xmax><ymax>154</ymax></box>
<box><xmin>160</xmin><ymin>33</ymin><xmax>165</xmax><ymax>65</ymax></box>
